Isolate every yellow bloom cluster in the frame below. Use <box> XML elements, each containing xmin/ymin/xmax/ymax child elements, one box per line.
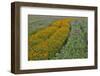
<box><xmin>51</xmin><ymin>18</ymin><xmax>71</xmax><ymax>28</ymax></box>
<box><xmin>28</xmin><ymin>26</ymin><xmax>60</xmax><ymax>46</ymax></box>
<box><xmin>28</xmin><ymin>18</ymin><xmax>71</xmax><ymax>60</ymax></box>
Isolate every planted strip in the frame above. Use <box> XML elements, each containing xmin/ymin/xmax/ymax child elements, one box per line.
<box><xmin>54</xmin><ymin>19</ymin><xmax>88</xmax><ymax>59</ymax></box>
<box><xmin>28</xmin><ymin>26</ymin><xmax>70</xmax><ymax>60</ymax></box>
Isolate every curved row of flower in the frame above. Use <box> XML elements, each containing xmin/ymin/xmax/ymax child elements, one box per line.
<box><xmin>28</xmin><ymin>18</ymin><xmax>71</xmax><ymax>60</ymax></box>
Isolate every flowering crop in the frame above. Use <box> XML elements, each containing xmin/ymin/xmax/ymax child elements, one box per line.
<box><xmin>28</xmin><ymin>18</ymin><xmax>71</xmax><ymax>60</ymax></box>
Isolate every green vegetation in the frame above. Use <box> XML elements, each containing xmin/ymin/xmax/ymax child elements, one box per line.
<box><xmin>53</xmin><ymin>19</ymin><xmax>88</xmax><ymax>59</ymax></box>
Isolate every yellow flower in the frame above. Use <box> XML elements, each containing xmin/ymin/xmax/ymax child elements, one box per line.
<box><xmin>28</xmin><ymin>18</ymin><xmax>72</xmax><ymax>60</ymax></box>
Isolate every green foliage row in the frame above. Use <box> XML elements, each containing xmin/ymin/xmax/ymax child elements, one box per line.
<box><xmin>53</xmin><ymin>19</ymin><xmax>88</xmax><ymax>59</ymax></box>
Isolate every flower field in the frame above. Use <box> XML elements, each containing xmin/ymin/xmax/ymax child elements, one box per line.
<box><xmin>28</xmin><ymin>15</ymin><xmax>88</xmax><ymax>60</ymax></box>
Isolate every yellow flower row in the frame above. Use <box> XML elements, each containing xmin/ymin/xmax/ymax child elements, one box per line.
<box><xmin>29</xmin><ymin>18</ymin><xmax>71</xmax><ymax>46</ymax></box>
<box><xmin>28</xmin><ymin>26</ymin><xmax>70</xmax><ymax>60</ymax></box>
<box><xmin>28</xmin><ymin>26</ymin><xmax>60</xmax><ymax>47</ymax></box>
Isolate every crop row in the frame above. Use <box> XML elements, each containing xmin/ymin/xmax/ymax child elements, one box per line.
<box><xmin>28</xmin><ymin>18</ymin><xmax>72</xmax><ymax>60</ymax></box>
<box><xmin>28</xmin><ymin>26</ymin><xmax>70</xmax><ymax>60</ymax></box>
<box><xmin>29</xmin><ymin>18</ymin><xmax>71</xmax><ymax>47</ymax></box>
